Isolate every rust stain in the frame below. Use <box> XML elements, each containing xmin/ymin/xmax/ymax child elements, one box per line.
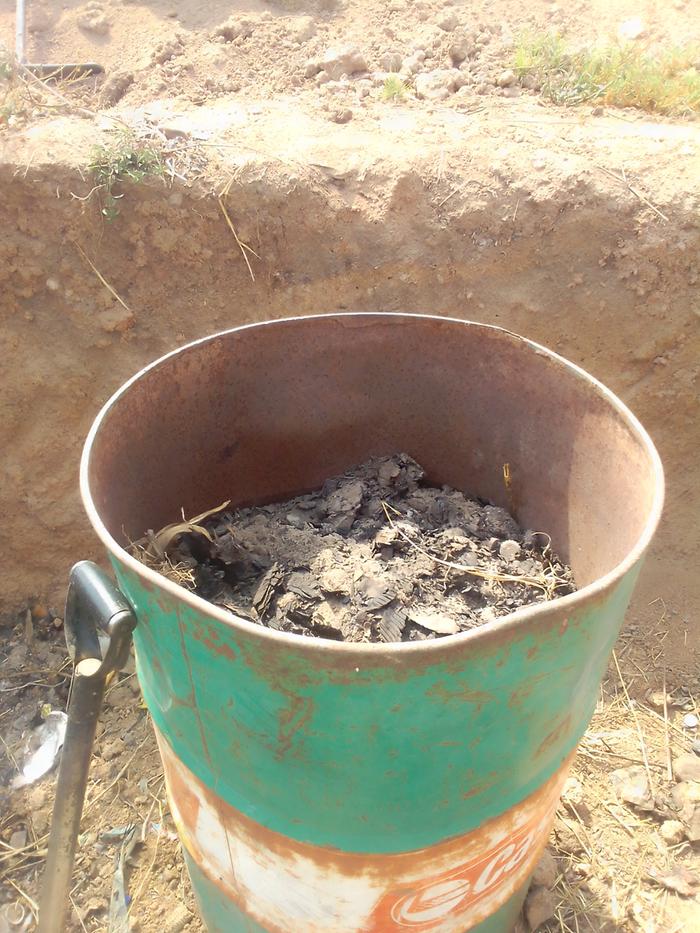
<box><xmin>508</xmin><ymin>668</ymin><xmax>574</xmax><ymax>709</ymax></box>
<box><xmin>535</xmin><ymin>713</ymin><xmax>572</xmax><ymax>758</ymax></box>
<box><xmin>175</xmin><ymin>613</ymin><xmax>215</xmax><ymax>773</ymax></box>
<box><xmin>191</xmin><ymin>620</ymin><xmax>238</xmax><ymax>661</ymax></box>
<box><xmin>276</xmin><ymin>693</ymin><xmax>314</xmax><ymax>760</ymax></box>
<box><xmin>426</xmin><ymin>682</ymin><xmax>493</xmax><ymax>706</ymax></box>
<box><xmin>461</xmin><ymin>776</ymin><xmax>498</xmax><ymax>800</ymax></box>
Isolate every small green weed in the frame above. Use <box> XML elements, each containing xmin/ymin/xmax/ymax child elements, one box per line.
<box><xmin>89</xmin><ymin>132</ymin><xmax>164</xmax><ymax>220</ymax></box>
<box><xmin>513</xmin><ymin>33</ymin><xmax>700</xmax><ymax>116</ymax></box>
<box><xmin>382</xmin><ymin>75</ymin><xmax>408</xmax><ymax>101</ymax></box>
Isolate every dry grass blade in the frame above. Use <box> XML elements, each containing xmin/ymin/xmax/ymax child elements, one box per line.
<box><xmin>76</xmin><ymin>244</ymin><xmax>131</xmax><ymax>312</ymax></box>
<box><xmin>6</xmin><ymin>879</ymin><xmax>38</xmax><ymax>920</ymax></box>
<box><xmin>218</xmin><ymin>178</ymin><xmax>260</xmax><ymax>283</ymax></box>
<box><xmin>381</xmin><ymin>501</ymin><xmax>563</xmax><ymax>595</ymax></box>
<box><xmin>612</xmin><ymin>650</ymin><xmax>654</xmax><ymax>792</ymax></box>
<box><xmin>596</xmin><ymin>164</ymin><xmax>670</xmax><ymax>222</ymax></box>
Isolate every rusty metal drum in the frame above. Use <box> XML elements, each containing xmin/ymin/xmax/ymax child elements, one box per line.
<box><xmin>81</xmin><ymin>315</ymin><xmax>663</xmax><ymax>932</ymax></box>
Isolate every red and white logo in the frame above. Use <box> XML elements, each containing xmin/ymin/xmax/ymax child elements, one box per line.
<box><xmin>369</xmin><ymin>799</ymin><xmax>559</xmax><ymax>931</ymax></box>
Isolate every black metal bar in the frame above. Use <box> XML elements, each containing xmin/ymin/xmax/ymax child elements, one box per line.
<box><xmin>37</xmin><ymin>563</ymin><xmax>136</xmax><ymax>933</ymax></box>
<box><xmin>37</xmin><ymin>658</ymin><xmax>107</xmax><ymax>933</ymax></box>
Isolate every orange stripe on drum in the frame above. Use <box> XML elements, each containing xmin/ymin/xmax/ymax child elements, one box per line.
<box><xmin>157</xmin><ymin>728</ymin><xmax>573</xmax><ymax>933</ymax></box>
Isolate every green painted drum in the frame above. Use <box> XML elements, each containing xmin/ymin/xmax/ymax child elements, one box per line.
<box><xmin>81</xmin><ymin>315</ymin><xmax>663</xmax><ymax>932</ymax></box>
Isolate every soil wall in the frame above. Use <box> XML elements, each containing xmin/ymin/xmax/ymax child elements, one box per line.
<box><xmin>1</xmin><ymin>107</ymin><xmax>698</xmax><ymax>677</ymax></box>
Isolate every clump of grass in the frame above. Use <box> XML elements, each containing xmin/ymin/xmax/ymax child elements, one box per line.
<box><xmin>381</xmin><ymin>75</ymin><xmax>408</xmax><ymax>101</ymax></box>
<box><xmin>89</xmin><ymin>131</ymin><xmax>164</xmax><ymax>220</ymax></box>
<box><xmin>513</xmin><ymin>32</ymin><xmax>700</xmax><ymax>116</ymax></box>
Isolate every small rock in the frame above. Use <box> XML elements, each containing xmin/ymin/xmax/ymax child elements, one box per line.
<box><xmin>611</xmin><ymin>765</ymin><xmax>655</xmax><ymax>810</ymax></box>
<box><xmin>683</xmin><ymin>713</ymin><xmax>699</xmax><ymax>729</ymax></box>
<box><xmin>660</xmin><ymin>820</ymin><xmax>685</xmax><ymax>845</ymax></box>
<box><xmin>212</xmin><ymin>16</ymin><xmax>254</xmax><ymax>41</ymax></box>
<box><xmin>496</xmin><ymin>68</ymin><xmax>517</xmax><ymax>88</ymax></box>
<box><xmin>670</xmin><ymin>781</ymin><xmax>700</xmax><ymax>821</ymax></box>
<box><xmin>77</xmin><ymin>6</ymin><xmax>110</xmax><ymax>35</ymax></box>
<box><xmin>289</xmin><ymin>16</ymin><xmax>316</xmax><ymax>43</ymax></box>
<box><xmin>618</xmin><ymin>17</ymin><xmax>645</xmax><ymax>41</ymax></box>
<box><xmin>436</xmin><ymin>11</ymin><xmax>459</xmax><ymax>31</ymax></box>
<box><xmin>160</xmin><ymin>123</ymin><xmax>190</xmax><ymax>140</ymax></box>
<box><xmin>330</xmin><ymin>108</ymin><xmax>353</xmax><ymax>124</ymax></box>
<box><xmin>161</xmin><ymin>903</ymin><xmax>190</xmax><ymax>933</ymax></box>
<box><xmin>692</xmin><ymin>739</ymin><xmax>700</xmax><ymax>755</ymax></box>
<box><xmin>401</xmin><ymin>55</ymin><xmax>424</xmax><ymax>76</ymax></box>
<box><xmin>531</xmin><ymin>848</ymin><xmax>558</xmax><ymax>888</ymax></box>
<box><xmin>45</xmin><ymin>277</ymin><xmax>60</xmax><ymax>291</ymax></box>
<box><xmin>647</xmin><ymin>690</ymin><xmax>668</xmax><ymax>709</ymax></box>
<box><xmin>503</xmin><ymin>85</ymin><xmax>521</xmax><ymax>98</ymax></box>
<box><xmin>100</xmin><ymin>71</ymin><xmax>134</xmax><ymax>107</ymax></box>
<box><xmin>524</xmin><ymin>885</ymin><xmax>556</xmax><ymax>930</ymax></box>
<box><xmin>380</xmin><ymin>51</ymin><xmax>403</xmax><ymax>72</ymax></box>
<box><xmin>98</xmin><ymin>306</ymin><xmax>135</xmax><ymax>334</ymax></box>
<box><xmin>561</xmin><ymin>775</ymin><xmax>584</xmax><ymax>807</ymax></box>
<box><xmin>151</xmin><ymin>35</ymin><xmax>184</xmax><ymax>65</ymax></box>
<box><xmin>499</xmin><ymin>540</ymin><xmax>521</xmax><ymax>562</ymax></box>
<box><xmin>686</xmin><ymin>806</ymin><xmax>700</xmax><ymax>842</ymax></box>
<box><xmin>414</xmin><ymin>69</ymin><xmax>458</xmax><ymax>101</ymax></box>
<box><xmin>410</xmin><ymin>608</ymin><xmax>459</xmax><ymax>635</ymax></box>
<box><xmin>315</xmin><ymin>70</ymin><xmax>331</xmax><ymax>85</ymax></box>
<box><xmin>9</xmin><ymin>830</ymin><xmax>27</xmax><ymax>850</ymax></box>
<box><xmin>449</xmin><ymin>38</ymin><xmax>473</xmax><ymax>64</ymax></box>
<box><xmin>318</xmin><ymin>45</ymin><xmax>368</xmax><ymax>80</ymax></box>
<box><xmin>674</xmin><ymin>753</ymin><xmax>700</xmax><ymax>783</ymax></box>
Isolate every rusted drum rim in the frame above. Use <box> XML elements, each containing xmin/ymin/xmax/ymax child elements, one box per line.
<box><xmin>80</xmin><ymin>313</ymin><xmax>664</xmax><ymax>655</ymax></box>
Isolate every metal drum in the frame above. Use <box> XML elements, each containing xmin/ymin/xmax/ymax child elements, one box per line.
<box><xmin>81</xmin><ymin>315</ymin><xmax>663</xmax><ymax>932</ymax></box>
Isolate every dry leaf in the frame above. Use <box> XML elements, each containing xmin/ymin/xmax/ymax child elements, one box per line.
<box><xmin>647</xmin><ymin>864</ymin><xmax>700</xmax><ymax>897</ymax></box>
<box><xmin>143</xmin><ymin>500</ymin><xmax>231</xmax><ymax>559</ymax></box>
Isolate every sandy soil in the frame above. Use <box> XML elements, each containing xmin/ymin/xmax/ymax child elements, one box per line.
<box><xmin>1</xmin><ymin>0</ymin><xmax>699</xmax><ymax>114</ymax></box>
<box><xmin>1</xmin><ymin>0</ymin><xmax>699</xmax><ymax>930</ymax></box>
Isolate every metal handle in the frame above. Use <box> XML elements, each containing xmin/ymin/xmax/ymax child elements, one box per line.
<box><xmin>38</xmin><ymin>562</ymin><xmax>136</xmax><ymax>933</ymax></box>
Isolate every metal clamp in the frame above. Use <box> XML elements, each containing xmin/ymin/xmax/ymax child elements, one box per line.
<box><xmin>38</xmin><ymin>562</ymin><xmax>136</xmax><ymax>933</ymax></box>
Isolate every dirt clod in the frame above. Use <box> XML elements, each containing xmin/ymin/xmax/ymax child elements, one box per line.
<box><xmin>673</xmin><ymin>753</ymin><xmax>700</xmax><ymax>782</ymax></box>
<box><xmin>660</xmin><ymin>819</ymin><xmax>686</xmax><ymax>845</ymax></box>
<box><xmin>136</xmin><ymin>454</ymin><xmax>574</xmax><ymax>644</ymax></box>
<box><xmin>611</xmin><ymin>765</ymin><xmax>655</xmax><ymax>810</ymax></box>
<box><xmin>524</xmin><ymin>884</ymin><xmax>557</xmax><ymax>930</ymax></box>
<box><xmin>531</xmin><ymin>848</ymin><xmax>558</xmax><ymax>888</ymax></box>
